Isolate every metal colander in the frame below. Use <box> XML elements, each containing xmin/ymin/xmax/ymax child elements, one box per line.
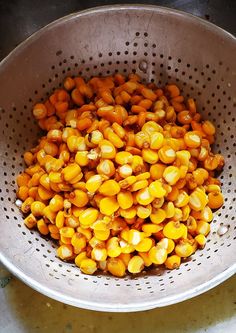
<box><xmin>0</xmin><ymin>5</ymin><xmax>235</xmax><ymax>312</ymax></box>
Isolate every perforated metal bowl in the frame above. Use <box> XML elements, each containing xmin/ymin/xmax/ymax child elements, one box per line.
<box><xmin>0</xmin><ymin>5</ymin><xmax>235</xmax><ymax>312</ymax></box>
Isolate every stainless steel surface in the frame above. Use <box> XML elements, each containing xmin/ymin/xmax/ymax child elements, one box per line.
<box><xmin>0</xmin><ymin>5</ymin><xmax>235</xmax><ymax>312</ymax></box>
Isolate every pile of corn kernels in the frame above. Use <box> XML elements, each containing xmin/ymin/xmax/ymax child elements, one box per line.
<box><xmin>16</xmin><ymin>73</ymin><xmax>225</xmax><ymax>277</ymax></box>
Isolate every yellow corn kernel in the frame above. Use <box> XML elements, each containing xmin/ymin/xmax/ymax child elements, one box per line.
<box><xmin>94</xmin><ymin>229</ymin><xmax>110</xmax><ymax>241</ymax></box>
<box><xmin>175</xmin><ymin>242</ymin><xmax>194</xmax><ymax>257</ymax></box>
<box><xmin>202</xmin><ymin>120</ymin><xmax>215</xmax><ymax>135</ymax></box>
<box><xmin>69</xmin><ymin>189</ymin><xmax>89</xmax><ymax>208</ymax></box>
<box><xmin>112</xmin><ymin>122</ymin><xmax>126</xmax><ymax>138</ymax></box>
<box><xmin>97</xmin><ymin>159</ymin><xmax>115</xmax><ymax>177</ymax></box>
<box><xmin>75</xmin><ymin>151</ymin><xmax>89</xmax><ymax>166</ymax></box>
<box><xmin>139</xmin><ymin>252</ymin><xmax>152</xmax><ymax>267</ymax></box>
<box><xmin>55</xmin><ymin>211</ymin><xmax>64</xmax><ymax>228</ymax></box>
<box><xmin>77</xmin><ymin>227</ymin><xmax>92</xmax><ymax>241</ymax></box>
<box><xmin>48</xmin><ymin>172</ymin><xmax>62</xmax><ymax>184</ymax></box>
<box><xmin>131</xmin><ymin>155</ymin><xmax>144</xmax><ymax>173</ymax></box>
<box><xmin>107</xmin><ymin>237</ymin><xmax>122</xmax><ymax>257</ymax></box>
<box><xmin>57</xmin><ymin>244</ymin><xmax>73</xmax><ymax>260</ymax></box>
<box><xmin>179</xmin><ymin>165</ymin><xmax>188</xmax><ymax>179</ymax></box>
<box><xmin>21</xmin><ymin>197</ymin><xmax>34</xmax><ymax>214</ymax></box>
<box><xmin>172</xmin><ymin>207</ymin><xmax>183</xmax><ymax>222</ymax></box>
<box><xmin>118</xmin><ymin>253</ymin><xmax>131</xmax><ymax>267</ymax></box>
<box><xmin>119</xmin><ymin>175</ymin><xmax>137</xmax><ymax>189</ymax></box>
<box><xmin>150</xmin><ymin>209</ymin><xmax>166</xmax><ymax>224</ymax></box>
<box><xmin>90</xmin><ymin>130</ymin><xmax>103</xmax><ymax>145</ymax></box>
<box><xmin>62</xmin><ymin>163</ymin><xmax>81</xmax><ymax>182</ymax></box>
<box><xmin>71</xmin><ymin>233</ymin><xmax>87</xmax><ymax>254</ymax></box>
<box><xmin>163</xmin><ymin>202</ymin><xmax>175</xmax><ymax>218</ymax></box>
<box><xmin>89</xmin><ymin>237</ymin><xmax>105</xmax><ymax>249</ymax></box>
<box><xmin>149</xmin><ymin>164</ymin><xmax>165</xmax><ymax>181</ymax></box>
<box><xmin>43</xmin><ymin>206</ymin><xmax>56</xmax><ymax>223</ymax></box>
<box><xmin>100</xmin><ymin>197</ymin><xmax>119</xmax><ymax>215</ymax></box>
<box><xmin>120</xmin><ymin>207</ymin><xmax>137</xmax><ymax>219</ymax></box>
<box><xmin>118</xmin><ymin>164</ymin><xmax>133</xmax><ymax>178</ymax></box>
<box><xmin>37</xmin><ymin>219</ymin><xmax>49</xmax><ymax>235</ymax></box>
<box><xmin>59</xmin><ymin>227</ymin><xmax>75</xmax><ymax>238</ymax></box>
<box><xmin>196</xmin><ymin>220</ymin><xmax>210</xmax><ymax>236</ymax></box>
<box><xmin>158</xmin><ymin>145</ymin><xmax>176</xmax><ymax>164</ymax></box>
<box><xmin>38</xmin><ymin>185</ymin><xmax>54</xmax><ymax>201</ymax></box>
<box><xmin>135</xmin><ymin>172</ymin><xmax>150</xmax><ymax>181</ymax></box>
<box><xmin>174</xmin><ymin>190</ymin><xmax>189</xmax><ymax>208</ymax></box>
<box><xmin>148</xmin><ymin>180</ymin><xmax>166</xmax><ymax>198</ymax></box>
<box><xmin>38</xmin><ymin>173</ymin><xmax>50</xmax><ymax>191</ymax></box>
<box><xmin>206</xmin><ymin>184</ymin><xmax>221</xmax><ymax>193</ymax></box>
<box><xmin>136</xmin><ymin>187</ymin><xmax>154</xmax><ymax>205</ymax></box>
<box><xmin>127</xmin><ymin>229</ymin><xmax>144</xmax><ymax>246</ymax></box>
<box><xmin>175</xmin><ymin>150</ymin><xmax>191</xmax><ymax>166</ymax></box>
<box><xmin>91</xmin><ymin>220</ymin><xmax>108</xmax><ymax>231</ymax></box>
<box><xmin>80</xmin><ymin>258</ymin><xmax>97</xmax><ymax>275</ymax></box>
<box><xmin>186</xmin><ymin>216</ymin><xmax>197</xmax><ymax>233</ymax></box>
<box><xmin>163</xmin><ymin>166</ymin><xmax>180</xmax><ymax>186</ymax></box>
<box><xmin>60</xmin><ymin>235</ymin><xmax>72</xmax><ymax>245</ymax></box>
<box><xmin>182</xmin><ymin>205</ymin><xmax>190</xmax><ymax>221</ymax></box>
<box><xmin>189</xmin><ymin>187</ymin><xmax>208</xmax><ymax>211</ymax></box>
<box><xmin>107</xmin><ymin>130</ymin><xmax>124</xmax><ymax>148</ymax></box>
<box><xmin>30</xmin><ymin>201</ymin><xmax>46</xmax><ymax>217</ymax></box>
<box><xmin>200</xmin><ymin>206</ymin><xmax>213</xmax><ymax>222</ymax></box>
<box><xmin>48</xmin><ymin>194</ymin><xmax>64</xmax><ymax>212</ymax></box>
<box><xmin>163</xmin><ymin>221</ymin><xmax>187</xmax><ymax>239</ymax></box>
<box><xmin>117</xmin><ymin>191</ymin><xmax>133</xmax><ymax>209</ymax></box>
<box><xmin>107</xmin><ymin>258</ymin><xmax>126</xmax><ymax>277</ymax></box>
<box><xmin>79</xmin><ymin>208</ymin><xmax>99</xmax><ymax>226</ymax></box>
<box><xmin>195</xmin><ymin>234</ymin><xmax>207</xmax><ymax>247</ymax></box>
<box><xmin>130</xmin><ymin>179</ymin><xmax>148</xmax><ymax>192</ymax></box>
<box><xmin>128</xmin><ymin>255</ymin><xmax>144</xmax><ymax>274</ymax></box>
<box><xmin>150</xmin><ymin>132</ymin><xmax>164</xmax><ymax>150</ymax></box>
<box><xmin>115</xmin><ymin>151</ymin><xmax>133</xmax><ymax>165</ymax></box>
<box><xmin>91</xmin><ymin>246</ymin><xmax>107</xmax><ymax>261</ymax></box>
<box><xmin>134</xmin><ymin>131</ymin><xmax>150</xmax><ymax>148</ymax></box>
<box><xmin>137</xmin><ymin>204</ymin><xmax>152</xmax><ymax>219</ymax></box>
<box><xmin>67</xmin><ymin>136</ymin><xmax>86</xmax><ymax>152</ymax></box>
<box><xmin>99</xmin><ymin>179</ymin><xmax>120</xmax><ymax>196</ymax></box>
<box><xmin>193</xmin><ymin>168</ymin><xmax>209</xmax><ymax>185</ymax></box>
<box><xmin>165</xmin><ymin>255</ymin><xmax>181</xmax><ymax>269</ymax></box>
<box><xmin>99</xmin><ymin>139</ymin><xmax>116</xmax><ymax>159</ymax></box>
<box><xmin>142</xmin><ymin>121</ymin><xmax>163</xmax><ymax>135</ymax></box>
<box><xmin>157</xmin><ymin>238</ymin><xmax>175</xmax><ymax>254</ymax></box>
<box><xmin>142</xmin><ymin>148</ymin><xmax>159</xmax><ymax>164</ymax></box>
<box><xmin>135</xmin><ymin>238</ymin><xmax>153</xmax><ymax>252</ymax></box>
<box><xmin>142</xmin><ymin>223</ymin><xmax>163</xmax><ymax>234</ymax></box>
<box><xmin>48</xmin><ymin>224</ymin><xmax>59</xmax><ymax>234</ymax></box>
<box><xmin>75</xmin><ymin>251</ymin><xmax>88</xmax><ymax>267</ymax></box>
<box><xmin>119</xmin><ymin>239</ymin><xmax>135</xmax><ymax>254</ymax></box>
<box><xmin>85</xmin><ymin>174</ymin><xmax>103</xmax><ymax>193</ymax></box>
<box><xmin>24</xmin><ymin>213</ymin><xmax>37</xmax><ymax>229</ymax></box>
<box><xmin>149</xmin><ymin>247</ymin><xmax>167</xmax><ymax>265</ymax></box>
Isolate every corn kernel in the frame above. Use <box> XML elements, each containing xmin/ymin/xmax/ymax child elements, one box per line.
<box><xmin>91</xmin><ymin>247</ymin><xmax>107</xmax><ymax>261</ymax></box>
<box><xmin>71</xmin><ymin>233</ymin><xmax>87</xmax><ymax>254</ymax></box>
<box><xmin>37</xmin><ymin>219</ymin><xmax>49</xmax><ymax>235</ymax></box>
<box><xmin>79</xmin><ymin>208</ymin><xmax>99</xmax><ymax>226</ymax></box>
<box><xmin>119</xmin><ymin>175</ymin><xmax>137</xmax><ymax>189</ymax></box>
<box><xmin>142</xmin><ymin>148</ymin><xmax>159</xmax><ymax>164</ymax></box>
<box><xmin>80</xmin><ymin>259</ymin><xmax>97</xmax><ymax>275</ymax></box>
<box><xmin>189</xmin><ymin>187</ymin><xmax>208</xmax><ymax>211</ymax></box>
<box><xmin>115</xmin><ymin>151</ymin><xmax>133</xmax><ymax>165</ymax></box>
<box><xmin>174</xmin><ymin>190</ymin><xmax>189</xmax><ymax>208</ymax></box>
<box><xmin>158</xmin><ymin>145</ymin><xmax>176</xmax><ymax>164</ymax></box>
<box><xmin>117</xmin><ymin>191</ymin><xmax>133</xmax><ymax>209</ymax></box>
<box><xmin>128</xmin><ymin>255</ymin><xmax>144</xmax><ymax>274</ymax></box>
<box><xmin>107</xmin><ymin>258</ymin><xmax>126</xmax><ymax>277</ymax></box>
<box><xmin>175</xmin><ymin>242</ymin><xmax>194</xmax><ymax>257</ymax></box>
<box><xmin>99</xmin><ymin>139</ymin><xmax>116</xmax><ymax>159</ymax></box>
<box><xmin>57</xmin><ymin>244</ymin><xmax>73</xmax><ymax>260</ymax></box>
<box><xmin>100</xmin><ymin>197</ymin><xmax>119</xmax><ymax>215</ymax></box>
<box><xmin>69</xmin><ymin>189</ymin><xmax>89</xmax><ymax>208</ymax></box>
<box><xmin>142</xmin><ymin>223</ymin><xmax>163</xmax><ymax>234</ymax></box>
<box><xmin>163</xmin><ymin>166</ymin><xmax>180</xmax><ymax>185</ymax></box>
<box><xmin>137</xmin><ymin>204</ymin><xmax>152</xmax><ymax>219</ymax></box>
<box><xmin>135</xmin><ymin>238</ymin><xmax>153</xmax><ymax>252</ymax></box>
<box><xmin>107</xmin><ymin>237</ymin><xmax>122</xmax><ymax>257</ymax></box>
<box><xmin>149</xmin><ymin>247</ymin><xmax>167</xmax><ymax>264</ymax></box>
<box><xmin>148</xmin><ymin>180</ymin><xmax>166</xmax><ymax>198</ymax></box>
<box><xmin>196</xmin><ymin>220</ymin><xmax>210</xmax><ymax>236</ymax></box>
<box><xmin>138</xmin><ymin>252</ymin><xmax>152</xmax><ymax>267</ymax></box>
<box><xmin>150</xmin><ymin>132</ymin><xmax>164</xmax><ymax>150</ymax></box>
<box><xmin>75</xmin><ymin>251</ymin><xmax>87</xmax><ymax>267</ymax></box>
<box><xmin>94</xmin><ymin>229</ymin><xmax>110</xmax><ymax>241</ymax></box>
<box><xmin>24</xmin><ymin>213</ymin><xmax>37</xmax><ymax>229</ymax></box>
<box><xmin>136</xmin><ymin>187</ymin><xmax>154</xmax><ymax>205</ymax></box>
<box><xmin>99</xmin><ymin>179</ymin><xmax>120</xmax><ymax>196</ymax></box>
<box><xmin>150</xmin><ymin>163</ymin><xmax>166</xmax><ymax>180</ymax></box>
<box><xmin>30</xmin><ymin>201</ymin><xmax>46</xmax><ymax>217</ymax></box>
<box><xmin>195</xmin><ymin>234</ymin><xmax>207</xmax><ymax>247</ymax></box>
<box><xmin>150</xmin><ymin>209</ymin><xmax>166</xmax><ymax>224</ymax></box>
<box><xmin>120</xmin><ymin>207</ymin><xmax>137</xmax><ymax>219</ymax></box>
<box><xmin>163</xmin><ymin>221</ymin><xmax>187</xmax><ymax>239</ymax></box>
<box><xmin>184</xmin><ymin>131</ymin><xmax>201</xmax><ymax>148</ymax></box>
<box><xmin>127</xmin><ymin>229</ymin><xmax>144</xmax><ymax>246</ymax></box>
<box><xmin>165</xmin><ymin>255</ymin><xmax>181</xmax><ymax>269</ymax></box>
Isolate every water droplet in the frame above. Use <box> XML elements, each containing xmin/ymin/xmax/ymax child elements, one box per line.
<box><xmin>217</xmin><ymin>225</ymin><xmax>229</xmax><ymax>236</ymax></box>
<box><xmin>139</xmin><ymin>60</ymin><xmax>148</xmax><ymax>73</ymax></box>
